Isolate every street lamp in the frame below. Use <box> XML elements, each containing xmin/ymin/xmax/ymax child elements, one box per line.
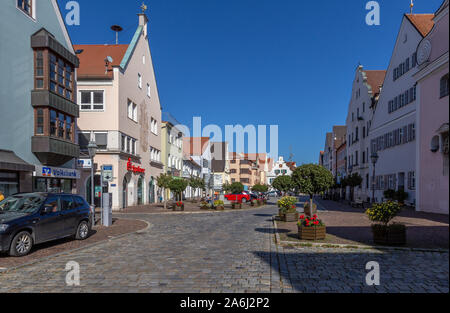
<box><xmin>371</xmin><ymin>152</ymin><xmax>379</xmax><ymax>203</ymax></box>
<box><xmin>87</xmin><ymin>140</ymin><xmax>98</xmax><ymax>209</ymax></box>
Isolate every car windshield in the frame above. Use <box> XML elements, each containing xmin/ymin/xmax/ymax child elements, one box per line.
<box><xmin>0</xmin><ymin>195</ymin><xmax>45</xmax><ymax>214</ymax></box>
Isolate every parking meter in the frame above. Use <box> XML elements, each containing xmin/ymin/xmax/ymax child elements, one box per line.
<box><xmin>102</xmin><ymin>193</ymin><xmax>113</xmax><ymax>227</ymax></box>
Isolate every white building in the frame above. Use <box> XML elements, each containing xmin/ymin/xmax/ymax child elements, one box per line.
<box><xmin>370</xmin><ymin>14</ymin><xmax>434</xmax><ymax>205</ymax></box>
<box><xmin>267</xmin><ymin>156</ymin><xmax>294</xmax><ymax>187</ymax></box>
<box><xmin>346</xmin><ymin>66</ymin><xmax>386</xmax><ymax>202</ymax></box>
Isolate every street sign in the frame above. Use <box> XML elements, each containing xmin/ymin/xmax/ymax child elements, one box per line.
<box><xmin>102</xmin><ymin>165</ymin><xmax>114</xmax><ymax>182</ymax></box>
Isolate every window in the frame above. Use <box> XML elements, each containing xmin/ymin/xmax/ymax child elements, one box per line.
<box><xmin>50</xmin><ymin>110</ymin><xmax>57</xmax><ymax>136</ymax></box>
<box><xmin>151</xmin><ymin>118</ymin><xmax>158</xmax><ymax>135</ymax></box>
<box><xmin>94</xmin><ymin>133</ymin><xmax>108</xmax><ymax>150</ymax></box>
<box><xmin>408</xmin><ymin>171</ymin><xmax>415</xmax><ymax>190</ymax></box>
<box><xmin>138</xmin><ymin>73</ymin><xmax>142</xmax><ymax>89</ymax></box>
<box><xmin>440</xmin><ymin>74</ymin><xmax>449</xmax><ymax>98</ymax></box>
<box><xmin>17</xmin><ymin>0</ymin><xmax>32</xmax><ymax>17</ymax></box>
<box><xmin>49</xmin><ymin>53</ymin><xmax>74</xmax><ymax>101</ymax></box>
<box><xmin>147</xmin><ymin>83</ymin><xmax>151</xmax><ymax>98</ymax></box>
<box><xmin>79</xmin><ymin>91</ymin><xmax>104</xmax><ymax>111</ymax></box>
<box><xmin>121</xmin><ymin>134</ymin><xmax>126</xmax><ymax>151</ymax></box>
<box><xmin>36</xmin><ymin>109</ymin><xmax>44</xmax><ymax>134</ymax></box>
<box><xmin>78</xmin><ymin>132</ymin><xmax>90</xmax><ymax>151</ymax></box>
<box><xmin>35</xmin><ymin>50</ymin><xmax>44</xmax><ymax>89</ymax></box>
<box><xmin>65</xmin><ymin>116</ymin><xmax>72</xmax><ymax>140</ymax></box>
<box><xmin>127</xmin><ymin>100</ymin><xmax>137</xmax><ymax>122</ymax></box>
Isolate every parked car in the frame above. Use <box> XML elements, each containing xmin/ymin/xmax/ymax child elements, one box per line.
<box><xmin>0</xmin><ymin>193</ymin><xmax>93</xmax><ymax>257</ymax></box>
<box><xmin>224</xmin><ymin>193</ymin><xmax>251</xmax><ymax>203</ymax></box>
<box><xmin>242</xmin><ymin>191</ymin><xmax>258</xmax><ymax>200</ymax></box>
<box><xmin>267</xmin><ymin>190</ymin><xmax>281</xmax><ymax>197</ymax></box>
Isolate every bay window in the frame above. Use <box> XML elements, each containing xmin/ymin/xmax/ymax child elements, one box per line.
<box><xmin>34</xmin><ymin>108</ymin><xmax>75</xmax><ymax>142</ymax></box>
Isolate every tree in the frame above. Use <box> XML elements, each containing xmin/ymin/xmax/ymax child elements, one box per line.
<box><xmin>346</xmin><ymin>173</ymin><xmax>363</xmax><ymax>201</ymax></box>
<box><xmin>291</xmin><ymin>164</ymin><xmax>334</xmax><ymax>215</ymax></box>
<box><xmin>157</xmin><ymin>174</ymin><xmax>173</xmax><ymax>209</ymax></box>
<box><xmin>222</xmin><ymin>182</ymin><xmax>233</xmax><ymax>194</ymax></box>
<box><xmin>230</xmin><ymin>182</ymin><xmax>244</xmax><ymax>194</ymax></box>
<box><xmin>169</xmin><ymin>179</ymin><xmax>189</xmax><ymax>201</ymax></box>
<box><xmin>189</xmin><ymin>177</ymin><xmax>206</xmax><ymax>199</ymax></box>
<box><xmin>252</xmin><ymin>184</ymin><xmax>269</xmax><ymax>193</ymax></box>
<box><xmin>271</xmin><ymin>175</ymin><xmax>293</xmax><ymax>195</ymax></box>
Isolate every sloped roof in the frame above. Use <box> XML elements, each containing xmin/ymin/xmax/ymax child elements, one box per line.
<box><xmin>183</xmin><ymin>137</ymin><xmax>210</xmax><ymax>156</ymax></box>
<box><xmin>74</xmin><ymin>44</ymin><xmax>128</xmax><ymax>79</ymax></box>
<box><xmin>405</xmin><ymin>14</ymin><xmax>435</xmax><ymax>37</ymax></box>
<box><xmin>364</xmin><ymin>70</ymin><xmax>386</xmax><ymax>96</ymax></box>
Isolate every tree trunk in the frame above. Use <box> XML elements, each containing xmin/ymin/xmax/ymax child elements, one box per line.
<box><xmin>309</xmin><ymin>195</ymin><xmax>314</xmax><ymax>217</ymax></box>
<box><xmin>163</xmin><ymin>187</ymin><xmax>167</xmax><ymax>209</ymax></box>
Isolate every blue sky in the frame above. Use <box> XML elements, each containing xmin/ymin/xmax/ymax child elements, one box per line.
<box><xmin>58</xmin><ymin>0</ymin><xmax>443</xmax><ymax>165</ymax></box>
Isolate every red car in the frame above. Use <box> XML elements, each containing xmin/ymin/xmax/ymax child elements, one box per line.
<box><xmin>224</xmin><ymin>193</ymin><xmax>251</xmax><ymax>203</ymax></box>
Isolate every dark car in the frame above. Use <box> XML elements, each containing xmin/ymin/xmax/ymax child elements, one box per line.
<box><xmin>0</xmin><ymin>193</ymin><xmax>93</xmax><ymax>257</ymax></box>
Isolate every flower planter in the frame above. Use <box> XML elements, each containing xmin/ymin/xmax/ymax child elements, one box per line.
<box><xmin>172</xmin><ymin>204</ymin><xmax>184</xmax><ymax>211</ymax></box>
<box><xmin>283</xmin><ymin>212</ymin><xmax>299</xmax><ymax>222</ymax></box>
<box><xmin>298</xmin><ymin>225</ymin><xmax>326</xmax><ymax>240</ymax></box>
<box><xmin>372</xmin><ymin>224</ymin><xmax>406</xmax><ymax>246</ymax></box>
<box><xmin>232</xmin><ymin>203</ymin><xmax>242</xmax><ymax>210</ymax></box>
<box><xmin>278</xmin><ymin>209</ymin><xmax>285</xmax><ymax>219</ymax></box>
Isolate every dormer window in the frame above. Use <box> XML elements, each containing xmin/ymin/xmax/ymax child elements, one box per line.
<box><xmin>17</xmin><ymin>0</ymin><xmax>33</xmax><ymax>18</ymax></box>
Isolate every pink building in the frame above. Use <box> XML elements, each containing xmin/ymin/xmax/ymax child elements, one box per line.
<box><xmin>415</xmin><ymin>0</ymin><xmax>449</xmax><ymax>214</ymax></box>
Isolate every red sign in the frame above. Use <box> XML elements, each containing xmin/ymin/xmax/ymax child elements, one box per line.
<box><xmin>127</xmin><ymin>158</ymin><xmax>145</xmax><ymax>174</ymax></box>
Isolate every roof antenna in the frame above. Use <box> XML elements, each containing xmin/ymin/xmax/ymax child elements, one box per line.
<box><xmin>111</xmin><ymin>25</ymin><xmax>123</xmax><ymax>45</ymax></box>
<box><xmin>410</xmin><ymin>0</ymin><xmax>414</xmax><ymax>14</ymax></box>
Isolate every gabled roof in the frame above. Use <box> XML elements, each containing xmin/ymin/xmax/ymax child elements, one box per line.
<box><xmin>364</xmin><ymin>70</ymin><xmax>386</xmax><ymax>96</ymax></box>
<box><xmin>405</xmin><ymin>14</ymin><xmax>435</xmax><ymax>37</ymax></box>
<box><xmin>74</xmin><ymin>44</ymin><xmax>128</xmax><ymax>79</ymax></box>
<box><xmin>183</xmin><ymin>137</ymin><xmax>210</xmax><ymax>156</ymax></box>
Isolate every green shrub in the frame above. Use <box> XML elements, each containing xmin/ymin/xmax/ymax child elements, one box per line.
<box><xmin>383</xmin><ymin>189</ymin><xmax>396</xmax><ymax>200</ymax></box>
<box><xmin>214</xmin><ymin>200</ymin><xmax>224</xmax><ymax>206</ymax></box>
<box><xmin>366</xmin><ymin>201</ymin><xmax>402</xmax><ymax>225</ymax></box>
<box><xmin>277</xmin><ymin>196</ymin><xmax>297</xmax><ymax>213</ymax></box>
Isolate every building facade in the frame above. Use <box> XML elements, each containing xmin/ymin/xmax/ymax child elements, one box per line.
<box><xmin>183</xmin><ymin>137</ymin><xmax>212</xmax><ymax>195</ymax></box>
<box><xmin>182</xmin><ymin>156</ymin><xmax>202</xmax><ymax>199</ymax></box>
<box><xmin>210</xmin><ymin>142</ymin><xmax>230</xmax><ymax>194</ymax></box>
<box><xmin>75</xmin><ymin>13</ymin><xmax>163</xmax><ymax>210</ymax></box>
<box><xmin>414</xmin><ymin>0</ymin><xmax>449</xmax><ymax>214</ymax></box>
<box><xmin>266</xmin><ymin>156</ymin><xmax>293</xmax><ymax>187</ymax></box>
<box><xmin>0</xmin><ymin>0</ymin><xmax>80</xmax><ymax>197</ymax></box>
<box><xmin>346</xmin><ymin>66</ymin><xmax>386</xmax><ymax>202</ymax></box>
<box><xmin>370</xmin><ymin>14</ymin><xmax>434</xmax><ymax>205</ymax></box>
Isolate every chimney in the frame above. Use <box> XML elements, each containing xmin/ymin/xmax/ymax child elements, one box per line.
<box><xmin>138</xmin><ymin>13</ymin><xmax>148</xmax><ymax>37</ymax></box>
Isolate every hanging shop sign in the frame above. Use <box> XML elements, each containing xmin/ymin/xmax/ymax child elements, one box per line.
<box><xmin>127</xmin><ymin>158</ymin><xmax>145</xmax><ymax>174</ymax></box>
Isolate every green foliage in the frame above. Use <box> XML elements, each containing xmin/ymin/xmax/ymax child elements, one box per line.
<box><xmin>346</xmin><ymin>173</ymin><xmax>363</xmax><ymax>188</ymax></box>
<box><xmin>214</xmin><ymin>200</ymin><xmax>224</xmax><ymax>206</ymax></box>
<box><xmin>156</xmin><ymin>174</ymin><xmax>173</xmax><ymax>189</ymax></box>
<box><xmin>229</xmin><ymin>182</ymin><xmax>244</xmax><ymax>194</ymax></box>
<box><xmin>291</xmin><ymin>164</ymin><xmax>334</xmax><ymax>197</ymax></box>
<box><xmin>168</xmin><ymin>179</ymin><xmax>189</xmax><ymax>201</ymax></box>
<box><xmin>252</xmin><ymin>184</ymin><xmax>269</xmax><ymax>193</ymax></box>
<box><xmin>222</xmin><ymin>182</ymin><xmax>232</xmax><ymax>193</ymax></box>
<box><xmin>366</xmin><ymin>201</ymin><xmax>402</xmax><ymax>225</ymax></box>
<box><xmin>272</xmin><ymin>175</ymin><xmax>293</xmax><ymax>194</ymax></box>
<box><xmin>189</xmin><ymin>177</ymin><xmax>206</xmax><ymax>191</ymax></box>
<box><xmin>395</xmin><ymin>190</ymin><xmax>408</xmax><ymax>203</ymax></box>
<box><xmin>277</xmin><ymin>196</ymin><xmax>297</xmax><ymax>213</ymax></box>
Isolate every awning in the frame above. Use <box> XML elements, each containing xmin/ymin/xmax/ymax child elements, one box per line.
<box><xmin>0</xmin><ymin>150</ymin><xmax>35</xmax><ymax>172</ymax></box>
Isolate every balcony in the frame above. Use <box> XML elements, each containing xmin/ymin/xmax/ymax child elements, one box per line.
<box><xmin>32</xmin><ymin>136</ymin><xmax>79</xmax><ymax>166</ymax></box>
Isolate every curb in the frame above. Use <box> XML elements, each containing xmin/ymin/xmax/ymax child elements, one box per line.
<box><xmin>272</xmin><ymin>217</ymin><xmax>449</xmax><ymax>253</ymax></box>
<box><xmin>0</xmin><ymin>218</ymin><xmax>152</xmax><ymax>274</ymax></box>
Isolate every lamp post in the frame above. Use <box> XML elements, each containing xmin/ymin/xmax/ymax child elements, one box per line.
<box><xmin>87</xmin><ymin>140</ymin><xmax>98</xmax><ymax>208</ymax></box>
<box><xmin>371</xmin><ymin>152</ymin><xmax>379</xmax><ymax>203</ymax></box>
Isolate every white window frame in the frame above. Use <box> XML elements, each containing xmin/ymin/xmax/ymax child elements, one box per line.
<box><xmin>79</xmin><ymin>90</ymin><xmax>105</xmax><ymax>111</ymax></box>
<box><xmin>138</xmin><ymin>73</ymin><xmax>142</xmax><ymax>89</ymax></box>
<box><xmin>147</xmin><ymin>83</ymin><xmax>151</xmax><ymax>98</ymax></box>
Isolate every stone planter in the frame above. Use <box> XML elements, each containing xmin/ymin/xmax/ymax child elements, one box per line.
<box><xmin>232</xmin><ymin>203</ymin><xmax>242</xmax><ymax>210</ymax></box>
<box><xmin>372</xmin><ymin>224</ymin><xmax>406</xmax><ymax>246</ymax></box>
<box><xmin>283</xmin><ymin>212</ymin><xmax>299</xmax><ymax>222</ymax></box>
<box><xmin>298</xmin><ymin>225</ymin><xmax>326</xmax><ymax>240</ymax></box>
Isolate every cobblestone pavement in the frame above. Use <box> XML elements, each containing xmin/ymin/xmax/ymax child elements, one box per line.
<box><xmin>0</xmin><ymin>205</ymin><xmax>448</xmax><ymax>293</ymax></box>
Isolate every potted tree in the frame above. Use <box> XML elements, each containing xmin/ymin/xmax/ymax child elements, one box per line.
<box><xmin>230</xmin><ymin>182</ymin><xmax>244</xmax><ymax>209</ymax></box>
<box><xmin>303</xmin><ymin>201</ymin><xmax>317</xmax><ymax>217</ymax></box>
<box><xmin>157</xmin><ymin>174</ymin><xmax>173</xmax><ymax>210</ymax></box>
<box><xmin>298</xmin><ymin>214</ymin><xmax>326</xmax><ymax>240</ymax></box>
<box><xmin>272</xmin><ymin>175</ymin><xmax>293</xmax><ymax>196</ymax></box>
<box><xmin>366</xmin><ymin>201</ymin><xmax>406</xmax><ymax>245</ymax></box>
<box><xmin>277</xmin><ymin>196</ymin><xmax>299</xmax><ymax>222</ymax></box>
<box><xmin>291</xmin><ymin>164</ymin><xmax>334</xmax><ymax>217</ymax></box>
<box><xmin>168</xmin><ymin>179</ymin><xmax>189</xmax><ymax>211</ymax></box>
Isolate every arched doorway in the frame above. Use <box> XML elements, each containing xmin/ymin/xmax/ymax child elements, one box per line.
<box><xmin>149</xmin><ymin>177</ymin><xmax>155</xmax><ymax>204</ymax></box>
<box><xmin>137</xmin><ymin>176</ymin><xmax>144</xmax><ymax>205</ymax></box>
<box><xmin>122</xmin><ymin>177</ymin><xmax>128</xmax><ymax>209</ymax></box>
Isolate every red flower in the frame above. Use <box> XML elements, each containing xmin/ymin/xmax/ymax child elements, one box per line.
<box><xmin>299</xmin><ymin>215</ymin><xmax>305</xmax><ymax>220</ymax></box>
<box><xmin>313</xmin><ymin>214</ymin><xmax>317</xmax><ymax>219</ymax></box>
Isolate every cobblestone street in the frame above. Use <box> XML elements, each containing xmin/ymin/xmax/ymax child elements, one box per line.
<box><xmin>0</xmin><ymin>204</ymin><xmax>448</xmax><ymax>293</ymax></box>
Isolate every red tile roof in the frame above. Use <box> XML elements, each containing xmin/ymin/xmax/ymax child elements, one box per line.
<box><xmin>405</xmin><ymin>14</ymin><xmax>435</xmax><ymax>37</ymax></box>
<box><xmin>183</xmin><ymin>137</ymin><xmax>210</xmax><ymax>156</ymax></box>
<box><xmin>365</xmin><ymin>70</ymin><xmax>386</xmax><ymax>96</ymax></box>
<box><xmin>74</xmin><ymin>44</ymin><xmax>129</xmax><ymax>79</ymax></box>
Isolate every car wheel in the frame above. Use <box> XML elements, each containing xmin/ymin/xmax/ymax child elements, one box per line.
<box><xmin>9</xmin><ymin>231</ymin><xmax>33</xmax><ymax>257</ymax></box>
<box><xmin>75</xmin><ymin>221</ymin><xmax>90</xmax><ymax>240</ymax></box>
<box><xmin>241</xmin><ymin>198</ymin><xmax>247</xmax><ymax>203</ymax></box>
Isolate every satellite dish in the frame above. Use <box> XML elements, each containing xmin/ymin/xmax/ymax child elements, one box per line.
<box><xmin>106</xmin><ymin>56</ymin><xmax>114</xmax><ymax>63</ymax></box>
<box><xmin>75</xmin><ymin>49</ymin><xmax>84</xmax><ymax>55</ymax></box>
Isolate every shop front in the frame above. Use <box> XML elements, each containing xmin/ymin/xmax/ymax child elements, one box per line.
<box><xmin>33</xmin><ymin>165</ymin><xmax>80</xmax><ymax>194</ymax></box>
<box><xmin>0</xmin><ymin>149</ymin><xmax>35</xmax><ymax>197</ymax></box>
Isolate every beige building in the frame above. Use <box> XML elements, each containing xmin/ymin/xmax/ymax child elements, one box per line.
<box><xmin>75</xmin><ymin>12</ymin><xmax>163</xmax><ymax>210</ymax></box>
<box><xmin>229</xmin><ymin>153</ymin><xmax>270</xmax><ymax>190</ymax></box>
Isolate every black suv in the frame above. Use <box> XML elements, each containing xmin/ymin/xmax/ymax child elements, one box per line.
<box><xmin>0</xmin><ymin>193</ymin><xmax>93</xmax><ymax>257</ymax></box>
